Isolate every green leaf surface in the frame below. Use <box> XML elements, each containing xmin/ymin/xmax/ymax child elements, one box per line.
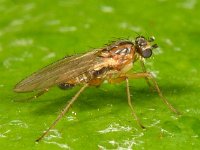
<box><xmin>0</xmin><ymin>0</ymin><xmax>200</xmax><ymax>149</ymax></box>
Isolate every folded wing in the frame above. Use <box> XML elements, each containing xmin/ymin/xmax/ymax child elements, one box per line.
<box><xmin>14</xmin><ymin>50</ymin><xmax>101</xmax><ymax>92</ymax></box>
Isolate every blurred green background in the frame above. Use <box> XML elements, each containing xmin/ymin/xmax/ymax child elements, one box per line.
<box><xmin>0</xmin><ymin>0</ymin><xmax>200</xmax><ymax>149</ymax></box>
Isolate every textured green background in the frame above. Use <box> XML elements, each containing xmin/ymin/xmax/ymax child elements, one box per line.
<box><xmin>0</xmin><ymin>0</ymin><xmax>200</xmax><ymax>149</ymax></box>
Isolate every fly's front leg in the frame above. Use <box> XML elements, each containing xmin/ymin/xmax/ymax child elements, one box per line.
<box><xmin>126</xmin><ymin>72</ymin><xmax>180</xmax><ymax>115</ymax></box>
<box><xmin>108</xmin><ymin>76</ymin><xmax>126</xmax><ymax>84</ymax></box>
<box><xmin>140</xmin><ymin>60</ymin><xmax>154</xmax><ymax>91</ymax></box>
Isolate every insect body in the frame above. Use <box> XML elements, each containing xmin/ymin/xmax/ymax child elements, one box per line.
<box><xmin>14</xmin><ymin>36</ymin><xmax>179</xmax><ymax>142</ymax></box>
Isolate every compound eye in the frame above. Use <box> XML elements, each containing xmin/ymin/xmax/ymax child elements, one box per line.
<box><xmin>142</xmin><ymin>48</ymin><xmax>152</xmax><ymax>58</ymax></box>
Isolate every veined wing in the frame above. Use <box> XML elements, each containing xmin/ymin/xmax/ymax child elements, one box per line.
<box><xmin>14</xmin><ymin>50</ymin><xmax>102</xmax><ymax>92</ymax></box>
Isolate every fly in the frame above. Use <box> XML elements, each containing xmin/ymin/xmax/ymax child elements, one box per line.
<box><xmin>14</xmin><ymin>36</ymin><xmax>179</xmax><ymax>142</ymax></box>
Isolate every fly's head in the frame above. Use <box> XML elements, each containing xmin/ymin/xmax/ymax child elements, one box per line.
<box><xmin>135</xmin><ymin>36</ymin><xmax>158</xmax><ymax>59</ymax></box>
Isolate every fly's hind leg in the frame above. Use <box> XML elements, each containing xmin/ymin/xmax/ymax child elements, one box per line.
<box><xmin>14</xmin><ymin>89</ymin><xmax>49</xmax><ymax>102</ymax></box>
<box><xmin>36</xmin><ymin>84</ymin><xmax>88</xmax><ymax>142</ymax></box>
<box><xmin>126</xmin><ymin>72</ymin><xmax>180</xmax><ymax>114</ymax></box>
<box><xmin>31</xmin><ymin>89</ymin><xmax>49</xmax><ymax>100</ymax></box>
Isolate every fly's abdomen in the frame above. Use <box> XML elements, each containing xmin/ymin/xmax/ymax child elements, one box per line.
<box><xmin>58</xmin><ymin>83</ymin><xmax>75</xmax><ymax>90</ymax></box>
<box><xmin>67</xmin><ymin>67</ymin><xmax>112</xmax><ymax>86</ymax></box>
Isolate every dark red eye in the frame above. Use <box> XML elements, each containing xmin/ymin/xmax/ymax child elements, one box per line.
<box><xmin>142</xmin><ymin>48</ymin><xmax>152</xmax><ymax>58</ymax></box>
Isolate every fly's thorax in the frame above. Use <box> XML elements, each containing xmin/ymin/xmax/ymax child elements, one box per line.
<box><xmin>120</xmin><ymin>62</ymin><xmax>133</xmax><ymax>73</ymax></box>
<box><xmin>99</xmin><ymin>40</ymin><xmax>135</xmax><ymax>71</ymax></box>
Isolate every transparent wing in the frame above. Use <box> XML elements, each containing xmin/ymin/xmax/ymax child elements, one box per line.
<box><xmin>14</xmin><ymin>50</ymin><xmax>101</xmax><ymax>92</ymax></box>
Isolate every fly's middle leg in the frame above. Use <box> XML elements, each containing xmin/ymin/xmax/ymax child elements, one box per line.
<box><xmin>108</xmin><ymin>76</ymin><xmax>145</xmax><ymax>129</ymax></box>
<box><xmin>126</xmin><ymin>78</ymin><xmax>145</xmax><ymax>129</ymax></box>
